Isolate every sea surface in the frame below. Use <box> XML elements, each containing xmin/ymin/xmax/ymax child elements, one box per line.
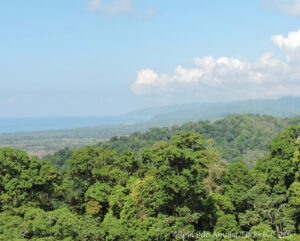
<box><xmin>0</xmin><ymin>116</ymin><xmax>133</xmax><ymax>134</ymax></box>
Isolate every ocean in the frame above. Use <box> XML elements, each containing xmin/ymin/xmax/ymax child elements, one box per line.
<box><xmin>0</xmin><ymin>116</ymin><xmax>133</xmax><ymax>134</ymax></box>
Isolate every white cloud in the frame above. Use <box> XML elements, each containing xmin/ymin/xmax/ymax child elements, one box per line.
<box><xmin>131</xmin><ymin>57</ymin><xmax>263</xmax><ymax>95</ymax></box>
<box><xmin>87</xmin><ymin>0</ymin><xmax>156</xmax><ymax>17</ymax></box>
<box><xmin>265</xmin><ymin>0</ymin><xmax>300</xmax><ymax>17</ymax></box>
<box><xmin>281</xmin><ymin>0</ymin><xmax>300</xmax><ymax>16</ymax></box>
<box><xmin>131</xmin><ymin>29</ymin><xmax>300</xmax><ymax>101</ymax></box>
<box><xmin>132</xmin><ymin>69</ymin><xmax>159</xmax><ymax>95</ymax></box>
<box><xmin>174</xmin><ymin>66</ymin><xmax>204</xmax><ymax>83</ymax></box>
<box><xmin>87</xmin><ymin>0</ymin><xmax>133</xmax><ymax>15</ymax></box>
<box><xmin>272</xmin><ymin>29</ymin><xmax>300</xmax><ymax>49</ymax></box>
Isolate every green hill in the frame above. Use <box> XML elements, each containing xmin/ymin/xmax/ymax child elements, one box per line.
<box><xmin>42</xmin><ymin>114</ymin><xmax>300</xmax><ymax>169</ymax></box>
<box><xmin>1</xmin><ymin>125</ymin><xmax>300</xmax><ymax>240</ymax></box>
<box><xmin>2</xmin><ymin>97</ymin><xmax>300</xmax><ymax>157</ymax></box>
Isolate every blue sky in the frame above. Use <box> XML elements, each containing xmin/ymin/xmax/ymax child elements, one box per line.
<box><xmin>1</xmin><ymin>0</ymin><xmax>300</xmax><ymax>117</ymax></box>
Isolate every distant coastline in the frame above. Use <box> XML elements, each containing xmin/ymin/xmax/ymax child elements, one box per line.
<box><xmin>0</xmin><ymin>116</ymin><xmax>133</xmax><ymax>134</ymax></box>
<box><xmin>2</xmin><ymin>96</ymin><xmax>300</xmax><ymax>134</ymax></box>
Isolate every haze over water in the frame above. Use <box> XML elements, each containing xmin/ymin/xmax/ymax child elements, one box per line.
<box><xmin>0</xmin><ymin>116</ymin><xmax>131</xmax><ymax>134</ymax></box>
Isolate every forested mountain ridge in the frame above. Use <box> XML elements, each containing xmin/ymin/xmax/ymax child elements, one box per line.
<box><xmin>2</xmin><ymin>97</ymin><xmax>300</xmax><ymax>157</ymax></box>
<box><xmin>0</xmin><ymin>125</ymin><xmax>300</xmax><ymax>240</ymax></box>
<box><xmin>42</xmin><ymin>114</ymin><xmax>300</xmax><ymax>169</ymax></box>
<box><xmin>128</xmin><ymin>96</ymin><xmax>300</xmax><ymax>125</ymax></box>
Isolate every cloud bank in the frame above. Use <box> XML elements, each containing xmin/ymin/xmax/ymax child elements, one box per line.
<box><xmin>87</xmin><ymin>0</ymin><xmax>133</xmax><ymax>15</ymax></box>
<box><xmin>265</xmin><ymin>0</ymin><xmax>300</xmax><ymax>17</ymax></box>
<box><xmin>87</xmin><ymin>0</ymin><xmax>155</xmax><ymax>17</ymax></box>
<box><xmin>131</xmin><ymin>29</ymin><xmax>300</xmax><ymax>101</ymax></box>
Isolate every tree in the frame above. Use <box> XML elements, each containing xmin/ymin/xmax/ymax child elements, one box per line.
<box><xmin>223</xmin><ymin>160</ymin><xmax>255</xmax><ymax>213</ymax></box>
<box><xmin>214</xmin><ymin>214</ymin><xmax>239</xmax><ymax>234</ymax></box>
<box><xmin>239</xmin><ymin>182</ymin><xmax>296</xmax><ymax>237</ymax></box>
<box><xmin>0</xmin><ymin>147</ymin><xmax>61</xmax><ymax>211</ymax></box>
<box><xmin>265</xmin><ymin>126</ymin><xmax>300</xmax><ymax>193</ymax></box>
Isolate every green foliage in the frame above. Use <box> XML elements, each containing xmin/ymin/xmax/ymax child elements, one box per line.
<box><xmin>41</xmin><ymin>147</ymin><xmax>73</xmax><ymax>170</ymax></box>
<box><xmin>265</xmin><ymin>126</ymin><xmax>300</xmax><ymax>193</ymax></box>
<box><xmin>0</xmin><ymin>207</ymin><xmax>101</xmax><ymax>240</ymax></box>
<box><xmin>214</xmin><ymin>214</ymin><xmax>239</xmax><ymax>233</ymax></box>
<box><xmin>223</xmin><ymin>160</ymin><xmax>256</xmax><ymax>213</ymax></box>
<box><xmin>248</xmin><ymin>223</ymin><xmax>275</xmax><ymax>240</ymax></box>
<box><xmin>94</xmin><ymin>114</ymin><xmax>300</xmax><ymax>168</ymax></box>
<box><xmin>1</xmin><ymin>123</ymin><xmax>300</xmax><ymax>240</ymax></box>
<box><xmin>0</xmin><ymin>147</ymin><xmax>61</xmax><ymax>211</ymax></box>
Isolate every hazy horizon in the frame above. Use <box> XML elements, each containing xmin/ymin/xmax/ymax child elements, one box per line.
<box><xmin>2</xmin><ymin>0</ymin><xmax>300</xmax><ymax>117</ymax></box>
<box><xmin>1</xmin><ymin>95</ymin><xmax>300</xmax><ymax>134</ymax></box>
<box><xmin>0</xmin><ymin>95</ymin><xmax>298</xmax><ymax>119</ymax></box>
